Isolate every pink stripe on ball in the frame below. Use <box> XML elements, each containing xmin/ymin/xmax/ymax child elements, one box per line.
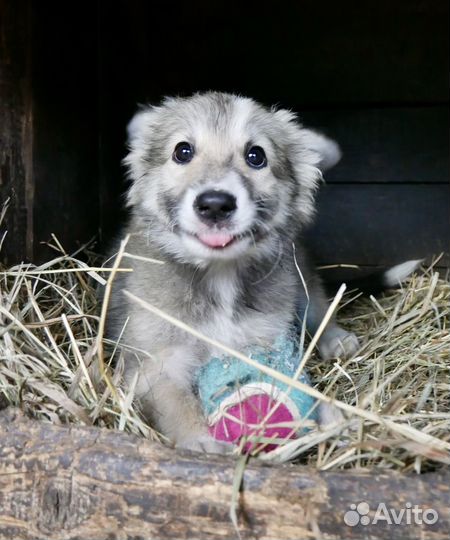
<box><xmin>208</xmin><ymin>393</ymin><xmax>297</xmax><ymax>453</ymax></box>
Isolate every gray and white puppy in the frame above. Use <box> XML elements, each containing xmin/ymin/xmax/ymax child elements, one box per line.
<box><xmin>108</xmin><ymin>91</ymin><xmax>359</xmax><ymax>453</ymax></box>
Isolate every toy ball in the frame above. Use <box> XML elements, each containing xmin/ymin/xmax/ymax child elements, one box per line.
<box><xmin>196</xmin><ymin>332</ymin><xmax>318</xmax><ymax>454</ymax></box>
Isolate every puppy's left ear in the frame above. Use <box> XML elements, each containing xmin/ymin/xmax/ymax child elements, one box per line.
<box><xmin>272</xmin><ymin>109</ymin><xmax>338</xmax><ymax>224</ymax></box>
<box><xmin>293</xmin><ymin>128</ymin><xmax>341</xmax><ymax>223</ymax></box>
<box><xmin>301</xmin><ymin>129</ymin><xmax>342</xmax><ymax>172</ymax></box>
<box><xmin>272</xmin><ymin>109</ymin><xmax>341</xmax><ymax>171</ymax></box>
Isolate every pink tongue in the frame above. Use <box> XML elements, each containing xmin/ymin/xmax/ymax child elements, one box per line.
<box><xmin>198</xmin><ymin>232</ymin><xmax>234</xmax><ymax>248</ymax></box>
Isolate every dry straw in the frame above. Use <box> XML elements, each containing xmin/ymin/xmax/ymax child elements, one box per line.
<box><xmin>0</xmin><ymin>222</ymin><xmax>448</xmax><ymax>472</ymax></box>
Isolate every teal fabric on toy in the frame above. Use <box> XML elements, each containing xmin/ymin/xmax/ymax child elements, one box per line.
<box><xmin>196</xmin><ymin>331</ymin><xmax>318</xmax><ymax>453</ymax></box>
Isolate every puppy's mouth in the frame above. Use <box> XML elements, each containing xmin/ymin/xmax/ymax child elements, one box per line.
<box><xmin>182</xmin><ymin>230</ymin><xmax>240</xmax><ymax>250</ymax></box>
<box><xmin>196</xmin><ymin>231</ymin><xmax>236</xmax><ymax>249</ymax></box>
<box><xmin>182</xmin><ymin>227</ymin><xmax>265</xmax><ymax>251</ymax></box>
<box><xmin>183</xmin><ymin>229</ymin><xmax>253</xmax><ymax>250</ymax></box>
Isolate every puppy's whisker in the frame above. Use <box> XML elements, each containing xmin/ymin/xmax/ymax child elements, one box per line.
<box><xmin>248</xmin><ymin>229</ymin><xmax>257</xmax><ymax>249</ymax></box>
<box><xmin>252</xmin><ymin>219</ymin><xmax>272</xmax><ymax>235</ymax></box>
<box><xmin>251</xmin><ymin>238</ymin><xmax>284</xmax><ymax>285</ymax></box>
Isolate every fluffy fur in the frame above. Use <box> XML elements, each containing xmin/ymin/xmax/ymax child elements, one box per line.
<box><xmin>108</xmin><ymin>92</ymin><xmax>358</xmax><ymax>452</ymax></box>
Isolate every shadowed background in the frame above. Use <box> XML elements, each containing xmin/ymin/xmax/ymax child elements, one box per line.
<box><xmin>1</xmin><ymin>0</ymin><xmax>448</xmax><ymax>272</ymax></box>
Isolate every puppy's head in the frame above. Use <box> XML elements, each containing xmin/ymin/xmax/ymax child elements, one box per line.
<box><xmin>124</xmin><ymin>92</ymin><xmax>340</xmax><ymax>265</ymax></box>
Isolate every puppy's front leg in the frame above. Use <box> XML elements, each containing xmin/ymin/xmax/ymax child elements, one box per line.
<box><xmin>130</xmin><ymin>348</ymin><xmax>232</xmax><ymax>454</ymax></box>
<box><xmin>148</xmin><ymin>377</ymin><xmax>232</xmax><ymax>453</ymax></box>
<box><xmin>305</xmin><ymin>275</ymin><xmax>359</xmax><ymax>360</ymax></box>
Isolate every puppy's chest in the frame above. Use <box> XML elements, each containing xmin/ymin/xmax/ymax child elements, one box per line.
<box><xmin>194</xmin><ymin>271</ymin><xmax>294</xmax><ymax>352</ymax></box>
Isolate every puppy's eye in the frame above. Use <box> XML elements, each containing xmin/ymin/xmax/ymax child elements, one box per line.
<box><xmin>245</xmin><ymin>145</ymin><xmax>267</xmax><ymax>169</ymax></box>
<box><xmin>173</xmin><ymin>142</ymin><xmax>194</xmax><ymax>164</ymax></box>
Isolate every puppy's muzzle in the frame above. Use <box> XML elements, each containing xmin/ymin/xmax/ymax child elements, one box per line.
<box><xmin>194</xmin><ymin>190</ymin><xmax>237</xmax><ymax>224</ymax></box>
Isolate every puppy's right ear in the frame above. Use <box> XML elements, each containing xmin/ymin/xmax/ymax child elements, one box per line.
<box><xmin>126</xmin><ymin>107</ymin><xmax>156</xmax><ymax>147</ymax></box>
<box><xmin>123</xmin><ymin>106</ymin><xmax>159</xmax><ymax>207</ymax></box>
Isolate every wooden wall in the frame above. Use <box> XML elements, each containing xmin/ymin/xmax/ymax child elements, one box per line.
<box><xmin>0</xmin><ymin>0</ymin><xmax>99</xmax><ymax>265</ymax></box>
<box><xmin>1</xmin><ymin>0</ymin><xmax>448</xmax><ymax>268</ymax></box>
<box><xmin>0</xmin><ymin>0</ymin><xmax>33</xmax><ymax>263</ymax></box>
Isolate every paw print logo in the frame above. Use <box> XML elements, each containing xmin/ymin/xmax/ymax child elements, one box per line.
<box><xmin>344</xmin><ymin>502</ymin><xmax>371</xmax><ymax>526</ymax></box>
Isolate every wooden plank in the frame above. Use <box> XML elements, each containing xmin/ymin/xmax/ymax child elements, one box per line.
<box><xmin>301</xmin><ymin>107</ymin><xmax>449</xmax><ymax>184</ymax></box>
<box><xmin>318</xmin><ymin>265</ymin><xmax>449</xmax><ymax>292</ymax></box>
<box><xmin>30</xmin><ymin>2</ymin><xmax>100</xmax><ymax>262</ymax></box>
<box><xmin>97</xmin><ymin>8</ymin><xmax>133</xmax><ymax>244</ymax></box>
<box><xmin>1</xmin><ymin>408</ymin><xmax>449</xmax><ymax>540</ymax></box>
<box><xmin>104</xmin><ymin>0</ymin><xmax>448</xmax><ymax>106</ymax></box>
<box><xmin>1</xmin><ymin>2</ymin><xmax>102</xmax><ymax>264</ymax></box>
<box><xmin>0</xmin><ymin>0</ymin><xmax>33</xmax><ymax>265</ymax></box>
<box><xmin>304</xmin><ymin>184</ymin><xmax>450</xmax><ymax>267</ymax></box>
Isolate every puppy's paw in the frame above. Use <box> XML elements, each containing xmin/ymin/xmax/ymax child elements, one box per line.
<box><xmin>318</xmin><ymin>326</ymin><xmax>359</xmax><ymax>360</ymax></box>
<box><xmin>176</xmin><ymin>432</ymin><xmax>234</xmax><ymax>455</ymax></box>
<box><xmin>317</xmin><ymin>402</ymin><xmax>349</xmax><ymax>447</ymax></box>
<box><xmin>317</xmin><ymin>401</ymin><xmax>345</xmax><ymax>428</ymax></box>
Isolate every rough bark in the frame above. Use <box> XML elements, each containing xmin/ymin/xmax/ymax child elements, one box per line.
<box><xmin>0</xmin><ymin>408</ymin><xmax>448</xmax><ymax>540</ymax></box>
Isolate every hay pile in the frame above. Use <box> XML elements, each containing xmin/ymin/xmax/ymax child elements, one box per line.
<box><xmin>0</xmin><ymin>238</ymin><xmax>157</xmax><ymax>441</ymax></box>
<box><xmin>0</xmin><ymin>239</ymin><xmax>448</xmax><ymax>473</ymax></box>
<box><xmin>305</xmin><ymin>262</ymin><xmax>449</xmax><ymax>472</ymax></box>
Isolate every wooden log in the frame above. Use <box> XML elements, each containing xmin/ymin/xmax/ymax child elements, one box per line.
<box><xmin>0</xmin><ymin>408</ymin><xmax>448</xmax><ymax>540</ymax></box>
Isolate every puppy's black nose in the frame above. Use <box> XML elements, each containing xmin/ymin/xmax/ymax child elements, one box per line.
<box><xmin>194</xmin><ymin>190</ymin><xmax>237</xmax><ymax>222</ymax></box>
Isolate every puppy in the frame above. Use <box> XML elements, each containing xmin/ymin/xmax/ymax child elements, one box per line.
<box><xmin>107</xmin><ymin>91</ymin><xmax>359</xmax><ymax>453</ymax></box>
